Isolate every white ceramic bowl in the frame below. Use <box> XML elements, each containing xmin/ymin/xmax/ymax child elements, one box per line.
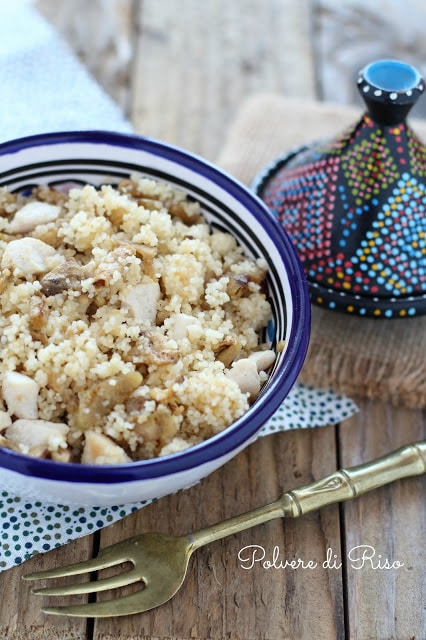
<box><xmin>0</xmin><ymin>131</ymin><xmax>310</xmax><ymax>505</ymax></box>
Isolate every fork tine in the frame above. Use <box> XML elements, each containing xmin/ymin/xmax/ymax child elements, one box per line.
<box><xmin>41</xmin><ymin>582</ymin><xmax>179</xmax><ymax>618</ymax></box>
<box><xmin>23</xmin><ymin>537</ymin><xmax>140</xmax><ymax>582</ymax></box>
<box><xmin>31</xmin><ymin>566</ymin><xmax>142</xmax><ymax>597</ymax></box>
<box><xmin>23</xmin><ymin>553</ymin><xmax>121</xmax><ymax>581</ymax></box>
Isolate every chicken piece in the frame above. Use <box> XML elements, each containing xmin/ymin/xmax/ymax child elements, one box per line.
<box><xmin>40</xmin><ymin>257</ymin><xmax>84</xmax><ymax>296</ymax></box>
<box><xmin>2</xmin><ymin>371</ymin><xmax>39</xmax><ymax>419</ymax></box>
<box><xmin>225</xmin><ymin>358</ymin><xmax>261</xmax><ymax>402</ymax></box>
<box><xmin>74</xmin><ymin>372</ymin><xmax>143</xmax><ymax>430</ymax></box>
<box><xmin>5</xmin><ymin>419</ymin><xmax>69</xmax><ymax>456</ymax></box>
<box><xmin>248</xmin><ymin>349</ymin><xmax>276</xmax><ymax>372</ymax></box>
<box><xmin>120</xmin><ymin>281</ymin><xmax>160</xmax><ymax>324</ymax></box>
<box><xmin>8</xmin><ymin>201</ymin><xmax>61</xmax><ymax>233</ymax></box>
<box><xmin>166</xmin><ymin>313</ymin><xmax>195</xmax><ymax>340</ymax></box>
<box><xmin>81</xmin><ymin>432</ymin><xmax>131</xmax><ymax>465</ymax></box>
<box><xmin>1</xmin><ymin>237</ymin><xmax>57</xmax><ymax>276</ymax></box>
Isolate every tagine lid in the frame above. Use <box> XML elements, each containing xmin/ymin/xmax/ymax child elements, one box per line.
<box><xmin>254</xmin><ymin>59</ymin><xmax>426</xmax><ymax>318</ymax></box>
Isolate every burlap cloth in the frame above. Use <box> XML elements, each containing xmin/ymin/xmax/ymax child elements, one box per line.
<box><xmin>217</xmin><ymin>94</ymin><xmax>426</xmax><ymax>409</ymax></box>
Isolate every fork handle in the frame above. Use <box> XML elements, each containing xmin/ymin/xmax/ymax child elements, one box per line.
<box><xmin>281</xmin><ymin>441</ymin><xmax>426</xmax><ymax>517</ymax></box>
<box><xmin>189</xmin><ymin>442</ymin><xmax>426</xmax><ymax>550</ymax></box>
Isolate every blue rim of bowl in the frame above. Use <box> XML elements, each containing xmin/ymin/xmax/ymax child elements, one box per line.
<box><xmin>0</xmin><ymin>130</ymin><xmax>310</xmax><ymax>483</ymax></box>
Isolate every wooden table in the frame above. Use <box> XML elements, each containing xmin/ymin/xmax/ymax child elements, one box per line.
<box><xmin>1</xmin><ymin>2</ymin><xmax>425</xmax><ymax>638</ymax></box>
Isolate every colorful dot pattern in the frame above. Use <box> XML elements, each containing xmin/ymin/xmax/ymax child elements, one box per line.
<box><xmin>0</xmin><ymin>384</ymin><xmax>357</xmax><ymax>571</ymax></box>
<box><xmin>261</xmin><ymin>115</ymin><xmax>426</xmax><ymax>317</ymax></box>
<box><xmin>341</xmin><ymin>133</ymin><xmax>398</xmax><ymax>203</ymax></box>
<box><xmin>264</xmin><ymin>155</ymin><xmax>339</xmax><ymax>264</ymax></box>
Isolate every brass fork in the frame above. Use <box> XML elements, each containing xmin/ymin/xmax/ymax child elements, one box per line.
<box><xmin>24</xmin><ymin>441</ymin><xmax>426</xmax><ymax>618</ymax></box>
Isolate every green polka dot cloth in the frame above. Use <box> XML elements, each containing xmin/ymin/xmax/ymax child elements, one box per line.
<box><xmin>0</xmin><ymin>384</ymin><xmax>357</xmax><ymax>571</ymax></box>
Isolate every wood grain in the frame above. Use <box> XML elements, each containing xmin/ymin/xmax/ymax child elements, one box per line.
<box><xmin>130</xmin><ymin>0</ymin><xmax>316</xmax><ymax>160</ymax></box>
<box><xmin>339</xmin><ymin>401</ymin><xmax>426</xmax><ymax>640</ymax></box>
<box><xmin>0</xmin><ymin>536</ymin><xmax>92</xmax><ymax>639</ymax></box>
<box><xmin>93</xmin><ymin>428</ymin><xmax>343</xmax><ymax>640</ymax></box>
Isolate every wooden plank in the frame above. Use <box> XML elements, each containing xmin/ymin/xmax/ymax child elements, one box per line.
<box><xmin>93</xmin><ymin>428</ymin><xmax>344</xmax><ymax>640</ymax></box>
<box><xmin>0</xmin><ymin>537</ymin><xmax>93</xmax><ymax>639</ymax></box>
<box><xmin>130</xmin><ymin>0</ymin><xmax>317</xmax><ymax>160</ymax></box>
<box><xmin>339</xmin><ymin>400</ymin><xmax>426</xmax><ymax>640</ymax></box>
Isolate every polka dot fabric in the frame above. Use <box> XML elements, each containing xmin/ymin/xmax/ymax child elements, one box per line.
<box><xmin>0</xmin><ymin>384</ymin><xmax>357</xmax><ymax>570</ymax></box>
<box><xmin>0</xmin><ymin>501</ymin><xmax>141</xmax><ymax>569</ymax></box>
<box><xmin>260</xmin><ymin>384</ymin><xmax>357</xmax><ymax>432</ymax></box>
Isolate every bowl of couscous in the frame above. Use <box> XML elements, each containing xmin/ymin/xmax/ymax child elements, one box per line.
<box><xmin>0</xmin><ymin>131</ymin><xmax>310</xmax><ymax>505</ymax></box>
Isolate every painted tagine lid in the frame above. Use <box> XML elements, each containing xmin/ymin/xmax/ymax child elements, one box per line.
<box><xmin>254</xmin><ymin>59</ymin><xmax>426</xmax><ymax>318</ymax></box>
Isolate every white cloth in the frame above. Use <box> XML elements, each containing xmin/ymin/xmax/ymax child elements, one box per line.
<box><xmin>0</xmin><ymin>0</ymin><xmax>131</xmax><ymax>143</ymax></box>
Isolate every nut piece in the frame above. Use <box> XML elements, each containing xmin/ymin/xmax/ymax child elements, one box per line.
<box><xmin>40</xmin><ymin>257</ymin><xmax>83</xmax><ymax>296</ymax></box>
<box><xmin>215</xmin><ymin>336</ymin><xmax>242</xmax><ymax>367</ymax></box>
<box><xmin>227</xmin><ymin>274</ymin><xmax>250</xmax><ymax>298</ymax></box>
<box><xmin>2</xmin><ymin>371</ymin><xmax>39</xmax><ymax>419</ymax></box>
<box><xmin>120</xmin><ymin>281</ymin><xmax>160</xmax><ymax>324</ymax></box>
<box><xmin>5</xmin><ymin>419</ymin><xmax>69</xmax><ymax>455</ymax></box>
<box><xmin>225</xmin><ymin>358</ymin><xmax>261</xmax><ymax>402</ymax></box>
<box><xmin>81</xmin><ymin>432</ymin><xmax>131</xmax><ymax>465</ymax></box>
<box><xmin>1</xmin><ymin>237</ymin><xmax>57</xmax><ymax>276</ymax></box>
<box><xmin>8</xmin><ymin>201</ymin><xmax>61</xmax><ymax>233</ymax></box>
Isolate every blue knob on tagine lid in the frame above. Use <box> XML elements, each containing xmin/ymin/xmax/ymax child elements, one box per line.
<box><xmin>253</xmin><ymin>59</ymin><xmax>426</xmax><ymax>318</ymax></box>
